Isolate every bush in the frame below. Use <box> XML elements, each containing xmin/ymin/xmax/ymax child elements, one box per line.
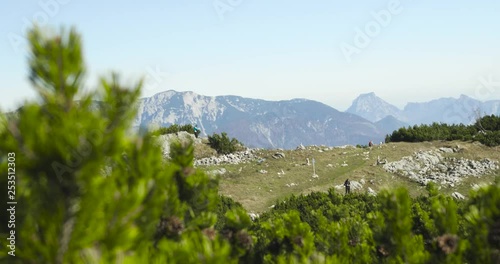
<box><xmin>215</xmin><ymin>196</ymin><xmax>244</xmax><ymax>231</ymax></box>
<box><xmin>0</xmin><ymin>26</ymin><xmax>224</xmax><ymax>263</ymax></box>
<box><xmin>208</xmin><ymin>132</ymin><xmax>243</xmax><ymax>155</ymax></box>
<box><xmin>152</xmin><ymin>124</ymin><xmax>195</xmax><ymax>136</ymax></box>
<box><xmin>475</xmin><ymin>131</ymin><xmax>500</xmax><ymax>147</ymax></box>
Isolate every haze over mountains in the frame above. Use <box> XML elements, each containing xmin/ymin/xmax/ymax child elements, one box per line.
<box><xmin>347</xmin><ymin>92</ymin><xmax>500</xmax><ymax>125</ymax></box>
<box><xmin>133</xmin><ymin>90</ymin><xmax>500</xmax><ymax>149</ymax></box>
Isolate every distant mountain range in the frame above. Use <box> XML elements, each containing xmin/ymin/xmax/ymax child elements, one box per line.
<box><xmin>134</xmin><ymin>91</ymin><xmax>386</xmax><ymax>149</ymax></box>
<box><xmin>346</xmin><ymin>92</ymin><xmax>500</xmax><ymax>125</ymax></box>
<box><xmin>6</xmin><ymin>90</ymin><xmax>499</xmax><ymax>149</ymax></box>
<box><xmin>133</xmin><ymin>90</ymin><xmax>500</xmax><ymax>149</ymax></box>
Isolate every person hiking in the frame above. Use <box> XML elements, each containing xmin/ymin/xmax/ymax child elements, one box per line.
<box><xmin>344</xmin><ymin>179</ymin><xmax>351</xmax><ymax>194</ymax></box>
<box><xmin>193</xmin><ymin>124</ymin><xmax>200</xmax><ymax>138</ymax></box>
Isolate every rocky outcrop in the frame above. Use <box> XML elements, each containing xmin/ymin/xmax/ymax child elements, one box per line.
<box><xmin>156</xmin><ymin>131</ymin><xmax>202</xmax><ymax>159</ymax></box>
<box><xmin>194</xmin><ymin>149</ymin><xmax>260</xmax><ymax>166</ymax></box>
<box><xmin>156</xmin><ymin>131</ymin><xmax>262</xmax><ymax>165</ymax></box>
<box><xmin>335</xmin><ymin>180</ymin><xmax>363</xmax><ymax>191</ymax></box>
<box><xmin>383</xmin><ymin>149</ymin><xmax>498</xmax><ymax>186</ymax></box>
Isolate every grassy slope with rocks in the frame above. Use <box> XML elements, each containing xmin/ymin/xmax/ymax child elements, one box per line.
<box><xmin>191</xmin><ymin>141</ymin><xmax>500</xmax><ymax>213</ymax></box>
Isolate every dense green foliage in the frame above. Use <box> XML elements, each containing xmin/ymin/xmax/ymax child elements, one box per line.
<box><xmin>208</xmin><ymin>132</ymin><xmax>243</xmax><ymax>154</ymax></box>
<box><xmin>385</xmin><ymin>115</ymin><xmax>500</xmax><ymax>146</ymax></box>
<box><xmin>1</xmin><ymin>26</ymin><xmax>500</xmax><ymax>263</ymax></box>
<box><xmin>151</xmin><ymin>124</ymin><xmax>196</xmax><ymax>136</ymax></box>
<box><xmin>215</xmin><ymin>195</ymin><xmax>245</xmax><ymax>231</ymax></box>
<box><xmin>247</xmin><ymin>183</ymin><xmax>500</xmax><ymax>263</ymax></box>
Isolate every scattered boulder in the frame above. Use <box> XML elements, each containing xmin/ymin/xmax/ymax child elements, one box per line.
<box><xmin>335</xmin><ymin>180</ymin><xmax>363</xmax><ymax>191</ymax></box>
<box><xmin>439</xmin><ymin>147</ymin><xmax>454</xmax><ymax>153</ymax></box>
<box><xmin>439</xmin><ymin>145</ymin><xmax>465</xmax><ymax>153</ymax></box>
<box><xmin>296</xmin><ymin>144</ymin><xmax>306</xmax><ymax>150</ymax></box>
<box><xmin>376</xmin><ymin>156</ymin><xmax>387</xmax><ymax>165</ymax></box>
<box><xmin>337</xmin><ymin>145</ymin><xmax>355</xmax><ymax>149</ymax></box>
<box><xmin>259</xmin><ymin>170</ymin><xmax>268</xmax><ymax>174</ymax></box>
<box><xmin>451</xmin><ymin>192</ymin><xmax>465</xmax><ymax>200</ymax></box>
<box><xmin>208</xmin><ymin>168</ymin><xmax>227</xmax><ymax>175</ymax></box>
<box><xmin>272</xmin><ymin>152</ymin><xmax>286</xmax><ymax>159</ymax></box>
<box><xmin>248</xmin><ymin>213</ymin><xmax>259</xmax><ymax>221</ymax></box>
<box><xmin>471</xmin><ymin>183</ymin><xmax>490</xmax><ymax>190</ymax></box>
<box><xmin>454</xmin><ymin>145</ymin><xmax>465</xmax><ymax>153</ymax></box>
<box><xmin>350</xmin><ymin>181</ymin><xmax>363</xmax><ymax>191</ymax></box>
<box><xmin>368</xmin><ymin>187</ymin><xmax>377</xmax><ymax>196</ymax></box>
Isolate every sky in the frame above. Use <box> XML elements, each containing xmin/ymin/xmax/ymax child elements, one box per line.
<box><xmin>1</xmin><ymin>0</ymin><xmax>500</xmax><ymax>112</ymax></box>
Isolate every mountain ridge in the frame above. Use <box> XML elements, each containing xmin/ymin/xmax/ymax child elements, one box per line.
<box><xmin>134</xmin><ymin>90</ymin><xmax>385</xmax><ymax>149</ymax></box>
<box><xmin>135</xmin><ymin>90</ymin><xmax>500</xmax><ymax>149</ymax></box>
<box><xmin>347</xmin><ymin>92</ymin><xmax>500</xmax><ymax>125</ymax></box>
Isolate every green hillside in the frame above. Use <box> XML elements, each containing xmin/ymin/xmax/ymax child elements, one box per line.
<box><xmin>195</xmin><ymin>141</ymin><xmax>500</xmax><ymax>213</ymax></box>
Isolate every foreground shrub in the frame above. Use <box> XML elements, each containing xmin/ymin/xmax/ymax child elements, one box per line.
<box><xmin>0</xmin><ymin>26</ymin><xmax>223</xmax><ymax>264</ymax></box>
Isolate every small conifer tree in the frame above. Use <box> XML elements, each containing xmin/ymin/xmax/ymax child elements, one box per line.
<box><xmin>0</xmin><ymin>26</ymin><xmax>225</xmax><ymax>263</ymax></box>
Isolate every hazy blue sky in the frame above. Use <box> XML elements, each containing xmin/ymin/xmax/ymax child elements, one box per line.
<box><xmin>2</xmin><ymin>0</ymin><xmax>500</xmax><ymax>111</ymax></box>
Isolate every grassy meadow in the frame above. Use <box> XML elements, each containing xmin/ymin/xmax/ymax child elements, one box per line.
<box><xmin>194</xmin><ymin>141</ymin><xmax>500</xmax><ymax>213</ymax></box>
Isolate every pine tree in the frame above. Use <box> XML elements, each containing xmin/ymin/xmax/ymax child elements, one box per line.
<box><xmin>0</xmin><ymin>26</ymin><xmax>226</xmax><ymax>264</ymax></box>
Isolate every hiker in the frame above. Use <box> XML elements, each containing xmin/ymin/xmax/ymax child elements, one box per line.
<box><xmin>344</xmin><ymin>179</ymin><xmax>351</xmax><ymax>194</ymax></box>
<box><xmin>193</xmin><ymin>124</ymin><xmax>200</xmax><ymax>138</ymax></box>
<box><xmin>368</xmin><ymin>140</ymin><xmax>373</xmax><ymax>147</ymax></box>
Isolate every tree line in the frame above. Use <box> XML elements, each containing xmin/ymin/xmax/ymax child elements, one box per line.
<box><xmin>385</xmin><ymin>115</ymin><xmax>500</xmax><ymax>147</ymax></box>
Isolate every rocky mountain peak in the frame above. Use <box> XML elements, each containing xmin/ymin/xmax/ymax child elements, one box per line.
<box><xmin>346</xmin><ymin>92</ymin><xmax>403</xmax><ymax>122</ymax></box>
